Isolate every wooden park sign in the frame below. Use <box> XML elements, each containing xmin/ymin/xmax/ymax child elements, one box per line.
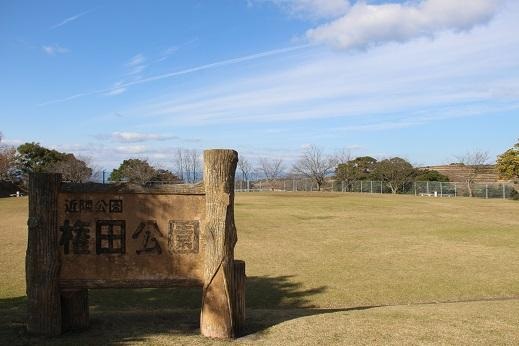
<box><xmin>25</xmin><ymin>149</ymin><xmax>245</xmax><ymax>339</ymax></box>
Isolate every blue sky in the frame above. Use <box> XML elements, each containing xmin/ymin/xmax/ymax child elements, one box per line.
<box><xmin>1</xmin><ymin>0</ymin><xmax>518</xmax><ymax>170</ymax></box>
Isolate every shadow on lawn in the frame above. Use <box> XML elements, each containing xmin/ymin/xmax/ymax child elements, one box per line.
<box><xmin>0</xmin><ymin>276</ymin><xmax>367</xmax><ymax>344</ymax></box>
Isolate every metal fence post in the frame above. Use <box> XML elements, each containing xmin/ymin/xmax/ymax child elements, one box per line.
<box><xmin>414</xmin><ymin>182</ymin><xmax>417</xmax><ymax>196</ymax></box>
<box><xmin>454</xmin><ymin>183</ymin><xmax>457</xmax><ymax>197</ymax></box>
<box><xmin>503</xmin><ymin>183</ymin><xmax>506</xmax><ymax>200</ymax></box>
<box><xmin>342</xmin><ymin>181</ymin><xmax>344</xmax><ymax>193</ymax></box>
<box><xmin>370</xmin><ymin>181</ymin><xmax>373</xmax><ymax>194</ymax></box>
<box><xmin>427</xmin><ymin>181</ymin><xmax>430</xmax><ymax>194</ymax></box>
<box><xmin>486</xmin><ymin>184</ymin><xmax>488</xmax><ymax>199</ymax></box>
<box><xmin>440</xmin><ymin>182</ymin><xmax>443</xmax><ymax>197</ymax></box>
<box><xmin>360</xmin><ymin>181</ymin><xmax>363</xmax><ymax>193</ymax></box>
<box><xmin>380</xmin><ymin>181</ymin><xmax>383</xmax><ymax>194</ymax></box>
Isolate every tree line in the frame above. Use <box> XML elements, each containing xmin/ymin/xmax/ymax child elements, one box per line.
<box><xmin>239</xmin><ymin>141</ymin><xmax>519</xmax><ymax>196</ymax></box>
<box><xmin>237</xmin><ymin>145</ymin><xmax>450</xmax><ymax>193</ymax></box>
<box><xmin>0</xmin><ymin>134</ymin><xmax>198</xmax><ymax>186</ymax></box>
<box><xmin>0</xmin><ymin>139</ymin><xmax>93</xmax><ymax>186</ymax></box>
<box><xmin>1</xmin><ymin>131</ymin><xmax>519</xmax><ymax>194</ymax></box>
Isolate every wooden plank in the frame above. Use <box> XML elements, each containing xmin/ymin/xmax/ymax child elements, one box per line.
<box><xmin>59</xmin><ymin>278</ymin><xmax>203</xmax><ymax>289</ymax></box>
<box><xmin>60</xmin><ymin>182</ymin><xmax>205</xmax><ymax>195</ymax></box>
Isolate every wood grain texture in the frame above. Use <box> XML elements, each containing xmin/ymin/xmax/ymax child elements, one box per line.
<box><xmin>59</xmin><ymin>278</ymin><xmax>202</xmax><ymax>289</ymax></box>
<box><xmin>60</xmin><ymin>182</ymin><xmax>205</xmax><ymax>195</ymax></box>
<box><xmin>200</xmin><ymin>149</ymin><xmax>239</xmax><ymax>339</ymax></box>
<box><xmin>26</xmin><ymin>173</ymin><xmax>62</xmax><ymax>336</ymax></box>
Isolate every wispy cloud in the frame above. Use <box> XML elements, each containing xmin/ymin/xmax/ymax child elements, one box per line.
<box><xmin>39</xmin><ymin>44</ymin><xmax>310</xmax><ymax>105</ymax></box>
<box><xmin>103</xmin><ymin>54</ymin><xmax>147</xmax><ymax>96</ymax></box>
<box><xmin>50</xmin><ymin>142</ymin><xmax>203</xmax><ymax>170</ymax></box>
<box><xmin>42</xmin><ymin>44</ymin><xmax>69</xmax><ymax>55</ymax></box>
<box><xmin>307</xmin><ymin>0</ymin><xmax>504</xmax><ymax>50</ymax></box>
<box><xmin>126</xmin><ymin>54</ymin><xmax>146</xmax><ymax>67</ymax></box>
<box><xmin>258</xmin><ymin>0</ymin><xmax>350</xmax><ymax>19</ymax></box>
<box><xmin>118</xmin><ymin>4</ymin><xmax>519</xmax><ymax>130</ymax></box>
<box><xmin>104</xmin><ymin>86</ymin><xmax>127</xmax><ymax>96</ymax></box>
<box><xmin>96</xmin><ymin>132</ymin><xmax>179</xmax><ymax>143</ymax></box>
<box><xmin>0</xmin><ymin>138</ymin><xmax>24</xmax><ymax>146</ymax></box>
<box><xmin>154</xmin><ymin>38</ymin><xmax>198</xmax><ymax>63</ymax></box>
<box><xmin>50</xmin><ymin>8</ymin><xmax>96</xmax><ymax>30</ymax></box>
<box><xmin>126</xmin><ymin>54</ymin><xmax>147</xmax><ymax>75</ymax></box>
<box><xmin>104</xmin><ymin>82</ymin><xmax>127</xmax><ymax>96</ymax></box>
<box><xmin>115</xmin><ymin>145</ymin><xmax>148</xmax><ymax>154</ymax></box>
<box><xmin>39</xmin><ymin>93</ymin><xmax>87</xmax><ymax>106</ymax></box>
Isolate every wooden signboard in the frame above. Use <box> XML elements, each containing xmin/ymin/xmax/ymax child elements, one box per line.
<box><xmin>26</xmin><ymin>149</ymin><xmax>245</xmax><ymax>339</ymax></box>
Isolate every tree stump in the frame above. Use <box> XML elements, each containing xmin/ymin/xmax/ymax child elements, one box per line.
<box><xmin>26</xmin><ymin>173</ymin><xmax>62</xmax><ymax>336</ymax></box>
<box><xmin>200</xmin><ymin>149</ymin><xmax>239</xmax><ymax>338</ymax></box>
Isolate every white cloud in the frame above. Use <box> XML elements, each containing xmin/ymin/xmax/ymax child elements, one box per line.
<box><xmin>111</xmin><ymin>132</ymin><xmax>178</xmax><ymax>143</ymax></box>
<box><xmin>115</xmin><ymin>145</ymin><xmax>148</xmax><ymax>154</ymax></box>
<box><xmin>125</xmin><ymin>54</ymin><xmax>148</xmax><ymax>76</ymax></box>
<box><xmin>127</xmin><ymin>54</ymin><xmax>146</xmax><ymax>67</ymax></box>
<box><xmin>306</xmin><ymin>0</ymin><xmax>503</xmax><ymax>50</ymax></box>
<box><xmin>50</xmin><ymin>8</ymin><xmax>95</xmax><ymax>30</ymax></box>
<box><xmin>265</xmin><ymin>0</ymin><xmax>350</xmax><ymax>19</ymax></box>
<box><xmin>105</xmin><ymin>87</ymin><xmax>127</xmax><ymax>96</ymax></box>
<box><xmin>119</xmin><ymin>2</ymin><xmax>519</xmax><ymax>130</ymax></box>
<box><xmin>104</xmin><ymin>82</ymin><xmax>127</xmax><ymax>96</ymax></box>
<box><xmin>45</xmin><ymin>142</ymin><xmax>192</xmax><ymax>171</ymax></box>
<box><xmin>0</xmin><ymin>138</ymin><xmax>24</xmax><ymax>146</ymax></box>
<box><xmin>39</xmin><ymin>44</ymin><xmax>309</xmax><ymax>105</ymax></box>
<box><xmin>42</xmin><ymin>44</ymin><xmax>69</xmax><ymax>55</ymax></box>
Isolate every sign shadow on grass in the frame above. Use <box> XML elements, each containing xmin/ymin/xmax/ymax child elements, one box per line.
<box><xmin>0</xmin><ymin>275</ymin><xmax>372</xmax><ymax>343</ymax></box>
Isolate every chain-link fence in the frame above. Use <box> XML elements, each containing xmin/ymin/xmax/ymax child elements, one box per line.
<box><xmin>235</xmin><ymin>179</ymin><xmax>517</xmax><ymax>200</ymax></box>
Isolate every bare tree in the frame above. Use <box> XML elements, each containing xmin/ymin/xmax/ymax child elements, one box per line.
<box><xmin>185</xmin><ymin>149</ymin><xmax>202</xmax><ymax>183</ymax></box>
<box><xmin>334</xmin><ymin>147</ymin><xmax>352</xmax><ymax>165</ymax></box>
<box><xmin>174</xmin><ymin>148</ymin><xmax>185</xmax><ymax>182</ymax></box>
<box><xmin>292</xmin><ymin>145</ymin><xmax>337</xmax><ymax>191</ymax></box>
<box><xmin>0</xmin><ymin>145</ymin><xmax>16</xmax><ymax>181</ymax></box>
<box><xmin>456</xmin><ymin>150</ymin><xmax>490</xmax><ymax>197</ymax></box>
<box><xmin>174</xmin><ymin>148</ymin><xmax>202</xmax><ymax>183</ymax></box>
<box><xmin>258</xmin><ymin>157</ymin><xmax>284</xmax><ymax>190</ymax></box>
<box><xmin>238</xmin><ymin>156</ymin><xmax>253</xmax><ymax>182</ymax></box>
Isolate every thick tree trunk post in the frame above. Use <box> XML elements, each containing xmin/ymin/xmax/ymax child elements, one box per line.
<box><xmin>26</xmin><ymin>173</ymin><xmax>62</xmax><ymax>336</ymax></box>
<box><xmin>233</xmin><ymin>260</ymin><xmax>246</xmax><ymax>334</ymax></box>
<box><xmin>61</xmin><ymin>289</ymin><xmax>89</xmax><ymax>331</ymax></box>
<box><xmin>201</xmin><ymin>149</ymin><xmax>239</xmax><ymax>338</ymax></box>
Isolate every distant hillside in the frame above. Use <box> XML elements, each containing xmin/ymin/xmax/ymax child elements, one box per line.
<box><xmin>421</xmin><ymin>164</ymin><xmax>500</xmax><ymax>182</ymax></box>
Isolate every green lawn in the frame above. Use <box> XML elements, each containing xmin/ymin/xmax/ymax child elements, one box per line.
<box><xmin>1</xmin><ymin>193</ymin><xmax>518</xmax><ymax>344</ymax></box>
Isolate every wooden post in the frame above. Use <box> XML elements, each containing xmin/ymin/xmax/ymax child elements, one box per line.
<box><xmin>61</xmin><ymin>289</ymin><xmax>89</xmax><ymax>331</ymax></box>
<box><xmin>233</xmin><ymin>260</ymin><xmax>246</xmax><ymax>334</ymax></box>
<box><xmin>26</xmin><ymin>173</ymin><xmax>62</xmax><ymax>336</ymax></box>
<box><xmin>201</xmin><ymin>149</ymin><xmax>239</xmax><ymax>338</ymax></box>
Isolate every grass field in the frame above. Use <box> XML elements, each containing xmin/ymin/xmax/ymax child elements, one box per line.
<box><xmin>1</xmin><ymin>193</ymin><xmax>518</xmax><ymax>345</ymax></box>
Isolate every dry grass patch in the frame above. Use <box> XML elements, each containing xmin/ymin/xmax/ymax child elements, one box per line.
<box><xmin>1</xmin><ymin>193</ymin><xmax>518</xmax><ymax>344</ymax></box>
